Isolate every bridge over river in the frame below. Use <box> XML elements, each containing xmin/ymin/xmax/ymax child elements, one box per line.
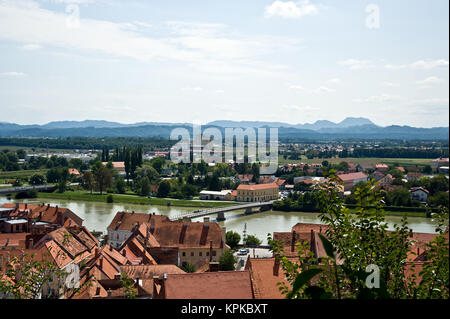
<box><xmin>0</xmin><ymin>185</ymin><xmax>57</xmax><ymax>196</ymax></box>
<box><xmin>169</xmin><ymin>200</ymin><xmax>276</xmax><ymax>222</ymax></box>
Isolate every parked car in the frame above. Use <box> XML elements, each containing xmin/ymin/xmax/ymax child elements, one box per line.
<box><xmin>237</xmin><ymin>249</ymin><xmax>248</xmax><ymax>256</ymax></box>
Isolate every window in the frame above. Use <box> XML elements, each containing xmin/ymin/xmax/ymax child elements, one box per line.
<box><xmin>213</xmin><ymin>251</ymin><xmax>216</xmax><ymax>256</ymax></box>
<box><xmin>199</xmin><ymin>252</ymin><xmax>202</xmax><ymax>256</ymax></box>
<box><xmin>191</xmin><ymin>252</ymin><xmax>194</xmax><ymax>257</ymax></box>
<box><xmin>182</xmin><ymin>252</ymin><xmax>186</xmax><ymax>257</ymax></box>
<box><xmin>206</xmin><ymin>252</ymin><xmax>209</xmax><ymax>256</ymax></box>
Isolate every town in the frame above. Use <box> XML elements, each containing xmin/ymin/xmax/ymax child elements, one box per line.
<box><xmin>0</xmin><ymin>142</ymin><xmax>448</xmax><ymax>299</ymax></box>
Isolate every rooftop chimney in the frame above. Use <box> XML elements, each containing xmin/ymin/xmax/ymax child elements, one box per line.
<box><xmin>27</xmin><ymin>237</ymin><xmax>34</xmax><ymax>249</ymax></box>
<box><xmin>209</xmin><ymin>262</ymin><xmax>219</xmax><ymax>272</ymax></box>
<box><xmin>98</xmin><ymin>257</ymin><xmax>103</xmax><ymax>268</ymax></box>
<box><xmin>122</xmin><ymin>250</ymin><xmax>126</xmax><ymax>257</ymax></box>
<box><xmin>273</xmin><ymin>257</ymin><xmax>280</xmax><ymax>276</ymax></box>
<box><xmin>209</xmin><ymin>240</ymin><xmax>213</xmax><ymax>262</ymax></box>
<box><xmin>291</xmin><ymin>230</ymin><xmax>296</xmax><ymax>252</ymax></box>
<box><xmin>203</xmin><ymin>217</ymin><xmax>210</xmax><ymax>227</ymax></box>
<box><xmin>150</xmin><ymin>219</ymin><xmax>155</xmax><ymax>234</ymax></box>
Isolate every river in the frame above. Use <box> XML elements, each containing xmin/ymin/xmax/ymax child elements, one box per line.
<box><xmin>0</xmin><ymin>196</ymin><xmax>440</xmax><ymax>244</ymax></box>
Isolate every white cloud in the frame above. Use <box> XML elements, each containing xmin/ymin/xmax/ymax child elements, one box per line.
<box><xmin>0</xmin><ymin>1</ymin><xmax>299</xmax><ymax>76</ymax></box>
<box><xmin>289</xmin><ymin>84</ymin><xmax>306</xmax><ymax>90</ymax></box>
<box><xmin>385</xmin><ymin>59</ymin><xmax>449</xmax><ymax>70</ymax></box>
<box><xmin>326</xmin><ymin>78</ymin><xmax>341</xmax><ymax>84</ymax></box>
<box><xmin>416</xmin><ymin>76</ymin><xmax>442</xmax><ymax>85</ymax></box>
<box><xmin>382</xmin><ymin>82</ymin><xmax>400</xmax><ymax>87</ymax></box>
<box><xmin>264</xmin><ymin>0</ymin><xmax>318</xmax><ymax>19</ymax></box>
<box><xmin>181</xmin><ymin>87</ymin><xmax>203</xmax><ymax>92</ymax></box>
<box><xmin>353</xmin><ymin>93</ymin><xmax>402</xmax><ymax>103</ymax></box>
<box><xmin>282</xmin><ymin>104</ymin><xmax>317</xmax><ymax>111</ymax></box>
<box><xmin>313</xmin><ymin>86</ymin><xmax>335</xmax><ymax>94</ymax></box>
<box><xmin>215</xmin><ymin>90</ymin><xmax>225</xmax><ymax>94</ymax></box>
<box><xmin>339</xmin><ymin>59</ymin><xmax>373</xmax><ymax>70</ymax></box>
<box><xmin>19</xmin><ymin>43</ymin><xmax>41</xmax><ymax>50</ymax></box>
<box><xmin>0</xmin><ymin>71</ymin><xmax>27</xmax><ymax>77</ymax></box>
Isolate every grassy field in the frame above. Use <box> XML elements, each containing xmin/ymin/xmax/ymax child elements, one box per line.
<box><xmin>0</xmin><ymin>169</ymin><xmax>49</xmax><ymax>181</ymax></box>
<box><xmin>37</xmin><ymin>191</ymin><xmax>236</xmax><ymax>208</ymax></box>
<box><xmin>278</xmin><ymin>155</ymin><xmax>432</xmax><ymax>167</ymax></box>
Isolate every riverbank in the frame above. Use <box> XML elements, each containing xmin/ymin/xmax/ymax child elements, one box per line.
<box><xmin>36</xmin><ymin>191</ymin><xmax>236</xmax><ymax>208</ymax></box>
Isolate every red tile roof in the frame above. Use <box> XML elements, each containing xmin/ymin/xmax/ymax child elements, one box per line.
<box><xmin>237</xmin><ymin>183</ymin><xmax>279</xmax><ymax>191</ymax></box>
<box><xmin>157</xmin><ymin>271</ymin><xmax>254</xmax><ymax>299</ymax></box>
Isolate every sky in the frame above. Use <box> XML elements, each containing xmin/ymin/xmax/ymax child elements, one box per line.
<box><xmin>0</xmin><ymin>0</ymin><xmax>448</xmax><ymax>127</ymax></box>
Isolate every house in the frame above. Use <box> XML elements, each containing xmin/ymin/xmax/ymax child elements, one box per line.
<box><xmin>406</xmin><ymin>172</ymin><xmax>423</xmax><ymax>181</ymax></box>
<box><xmin>236</xmin><ymin>183</ymin><xmax>279</xmax><ymax>202</ymax></box>
<box><xmin>336</xmin><ymin>172</ymin><xmax>368</xmax><ymax>191</ymax></box>
<box><xmin>152</xmin><ymin>271</ymin><xmax>254</xmax><ymax>299</ymax></box>
<box><xmin>245</xmin><ymin>257</ymin><xmax>296</xmax><ymax>299</ymax></box>
<box><xmin>115</xmin><ymin>215</ymin><xmax>227</xmax><ymax>269</ymax></box>
<box><xmin>357</xmin><ymin>164</ymin><xmax>375</xmax><ymax>172</ymax></box>
<box><xmin>369</xmin><ymin>171</ymin><xmax>385</xmax><ymax>182</ymax></box>
<box><xmin>102</xmin><ymin>162</ymin><xmax>125</xmax><ymax>175</ymax></box>
<box><xmin>431</xmin><ymin>158</ymin><xmax>449</xmax><ymax>171</ymax></box>
<box><xmin>199</xmin><ymin>190</ymin><xmax>232</xmax><ymax>201</ymax></box>
<box><xmin>378</xmin><ymin>174</ymin><xmax>394</xmax><ymax>188</ymax></box>
<box><xmin>68</xmin><ymin>168</ymin><xmax>80</xmax><ymax>176</ymax></box>
<box><xmin>410</xmin><ymin>187</ymin><xmax>429</xmax><ymax>203</ymax></box>
<box><xmin>236</xmin><ymin>174</ymin><xmax>254</xmax><ymax>184</ymax></box>
<box><xmin>375</xmin><ymin>164</ymin><xmax>389</xmax><ymax>173</ymax></box>
<box><xmin>258</xmin><ymin>175</ymin><xmax>276</xmax><ymax>184</ymax></box>
<box><xmin>106</xmin><ymin>211</ymin><xmax>170</xmax><ymax>249</ymax></box>
<box><xmin>1</xmin><ymin>203</ymin><xmax>84</xmax><ymax>230</ymax></box>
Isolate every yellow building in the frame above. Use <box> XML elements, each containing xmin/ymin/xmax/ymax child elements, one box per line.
<box><xmin>236</xmin><ymin>183</ymin><xmax>279</xmax><ymax>202</ymax></box>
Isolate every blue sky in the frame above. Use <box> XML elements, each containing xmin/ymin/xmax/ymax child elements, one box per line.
<box><xmin>0</xmin><ymin>0</ymin><xmax>448</xmax><ymax>127</ymax></box>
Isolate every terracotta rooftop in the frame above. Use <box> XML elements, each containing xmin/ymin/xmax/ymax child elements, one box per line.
<box><xmin>107</xmin><ymin>211</ymin><xmax>170</xmax><ymax>231</ymax></box>
<box><xmin>237</xmin><ymin>183</ymin><xmax>279</xmax><ymax>191</ymax></box>
<box><xmin>120</xmin><ymin>264</ymin><xmax>185</xmax><ymax>279</ymax></box>
<box><xmin>337</xmin><ymin>172</ymin><xmax>368</xmax><ymax>181</ymax></box>
<box><xmin>156</xmin><ymin>271</ymin><xmax>254</xmax><ymax>299</ymax></box>
<box><xmin>246</xmin><ymin>257</ymin><xmax>296</xmax><ymax>299</ymax></box>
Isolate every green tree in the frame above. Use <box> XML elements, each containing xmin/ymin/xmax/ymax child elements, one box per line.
<box><xmin>93</xmin><ymin>166</ymin><xmax>112</xmax><ymax>195</ymax></box>
<box><xmin>82</xmin><ymin>171</ymin><xmax>95</xmax><ymax>194</ymax></box>
<box><xmin>226</xmin><ymin>231</ymin><xmax>241</xmax><ymax>249</ymax></box>
<box><xmin>219</xmin><ymin>250</ymin><xmax>237</xmax><ymax>271</ymax></box>
<box><xmin>244</xmin><ymin>234</ymin><xmax>262</xmax><ymax>247</ymax></box>
<box><xmin>115</xmin><ymin>176</ymin><xmax>126</xmax><ymax>194</ymax></box>
<box><xmin>29</xmin><ymin>174</ymin><xmax>46</xmax><ymax>186</ymax></box>
<box><xmin>157</xmin><ymin>180</ymin><xmax>171</xmax><ymax>198</ymax></box>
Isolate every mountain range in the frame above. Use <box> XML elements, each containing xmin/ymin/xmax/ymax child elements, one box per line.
<box><xmin>0</xmin><ymin>118</ymin><xmax>448</xmax><ymax>140</ymax></box>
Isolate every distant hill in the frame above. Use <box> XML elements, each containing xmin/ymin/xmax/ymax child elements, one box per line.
<box><xmin>0</xmin><ymin>118</ymin><xmax>448</xmax><ymax>140</ymax></box>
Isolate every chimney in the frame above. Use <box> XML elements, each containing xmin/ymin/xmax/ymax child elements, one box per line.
<box><xmin>182</xmin><ymin>216</ymin><xmax>189</xmax><ymax>225</ymax></box>
<box><xmin>273</xmin><ymin>257</ymin><xmax>280</xmax><ymax>276</ymax></box>
<box><xmin>209</xmin><ymin>240</ymin><xmax>213</xmax><ymax>262</ymax></box>
<box><xmin>319</xmin><ymin>226</ymin><xmax>322</xmax><ymax>233</ymax></box>
<box><xmin>122</xmin><ymin>250</ymin><xmax>126</xmax><ymax>257</ymax></box>
<box><xmin>46</xmin><ymin>204</ymin><xmax>50</xmax><ymax>210</ymax></box>
<box><xmin>25</xmin><ymin>203</ymin><xmax>27</xmax><ymax>210</ymax></box>
<box><xmin>310</xmin><ymin>229</ymin><xmax>315</xmax><ymax>250</ymax></box>
<box><xmin>209</xmin><ymin>262</ymin><xmax>219</xmax><ymax>272</ymax></box>
<box><xmin>98</xmin><ymin>256</ymin><xmax>103</xmax><ymax>268</ymax></box>
<box><xmin>291</xmin><ymin>230</ymin><xmax>296</xmax><ymax>252</ymax></box>
<box><xmin>221</xmin><ymin>226</ymin><xmax>226</xmax><ymax>248</ymax></box>
<box><xmin>95</xmin><ymin>287</ymin><xmax>101</xmax><ymax>296</ymax></box>
<box><xmin>109</xmin><ymin>245</ymin><xmax>113</xmax><ymax>252</ymax></box>
<box><xmin>131</xmin><ymin>211</ymin><xmax>135</xmax><ymax>215</ymax></box>
<box><xmin>27</xmin><ymin>237</ymin><xmax>34</xmax><ymax>249</ymax></box>
<box><xmin>95</xmin><ymin>248</ymin><xmax>99</xmax><ymax>258</ymax></box>
<box><xmin>203</xmin><ymin>217</ymin><xmax>210</xmax><ymax>227</ymax></box>
<box><xmin>417</xmin><ymin>248</ymin><xmax>420</xmax><ymax>256</ymax></box>
<box><xmin>150</xmin><ymin>219</ymin><xmax>155</xmax><ymax>234</ymax></box>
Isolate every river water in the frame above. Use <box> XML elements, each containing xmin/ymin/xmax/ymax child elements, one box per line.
<box><xmin>0</xmin><ymin>196</ymin><xmax>440</xmax><ymax>244</ymax></box>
